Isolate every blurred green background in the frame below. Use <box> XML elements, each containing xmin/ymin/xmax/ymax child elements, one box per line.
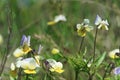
<box><xmin>0</xmin><ymin>0</ymin><xmax>120</xmax><ymax>80</ymax></box>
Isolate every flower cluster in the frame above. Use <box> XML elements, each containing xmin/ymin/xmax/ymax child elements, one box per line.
<box><xmin>47</xmin><ymin>14</ymin><xmax>67</xmax><ymax>25</ymax></box>
<box><xmin>11</xmin><ymin>35</ymin><xmax>42</xmax><ymax>75</ymax></box>
<box><xmin>108</xmin><ymin>49</ymin><xmax>120</xmax><ymax>75</ymax></box>
<box><xmin>76</xmin><ymin>15</ymin><xmax>109</xmax><ymax>37</ymax></box>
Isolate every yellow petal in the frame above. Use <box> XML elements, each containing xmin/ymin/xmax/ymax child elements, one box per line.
<box><xmin>24</xmin><ymin>70</ymin><xmax>36</xmax><ymax>74</ymax></box>
<box><xmin>55</xmin><ymin>69</ymin><xmax>64</xmax><ymax>73</ymax></box>
<box><xmin>22</xmin><ymin>45</ymin><xmax>32</xmax><ymax>54</ymax></box>
<box><xmin>47</xmin><ymin>21</ymin><xmax>57</xmax><ymax>26</ymax></box>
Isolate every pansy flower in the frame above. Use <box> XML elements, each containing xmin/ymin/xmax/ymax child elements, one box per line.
<box><xmin>46</xmin><ymin>59</ymin><xmax>64</xmax><ymax>73</ymax></box>
<box><xmin>13</xmin><ymin>35</ymin><xmax>32</xmax><ymax>58</ymax></box>
<box><xmin>16</xmin><ymin>57</ymin><xmax>40</xmax><ymax>74</ymax></box>
<box><xmin>95</xmin><ymin>15</ymin><xmax>109</xmax><ymax>30</ymax></box>
<box><xmin>47</xmin><ymin>14</ymin><xmax>67</xmax><ymax>25</ymax></box>
<box><xmin>108</xmin><ymin>49</ymin><xmax>120</xmax><ymax>59</ymax></box>
<box><xmin>76</xmin><ymin>19</ymin><xmax>93</xmax><ymax>37</ymax></box>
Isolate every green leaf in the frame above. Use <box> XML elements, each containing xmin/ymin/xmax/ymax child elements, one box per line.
<box><xmin>95</xmin><ymin>52</ymin><xmax>106</xmax><ymax>68</ymax></box>
<box><xmin>96</xmin><ymin>73</ymin><xmax>102</xmax><ymax>80</ymax></box>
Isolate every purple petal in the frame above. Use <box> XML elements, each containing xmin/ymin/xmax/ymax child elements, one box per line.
<box><xmin>113</xmin><ymin>67</ymin><xmax>120</xmax><ymax>75</ymax></box>
<box><xmin>20</xmin><ymin>35</ymin><xmax>27</xmax><ymax>46</ymax></box>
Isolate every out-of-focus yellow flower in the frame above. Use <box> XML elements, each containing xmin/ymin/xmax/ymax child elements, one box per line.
<box><xmin>95</xmin><ymin>15</ymin><xmax>109</xmax><ymax>30</ymax></box>
<box><xmin>0</xmin><ymin>34</ymin><xmax>3</xmax><ymax>45</ymax></box>
<box><xmin>10</xmin><ymin>63</ymin><xmax>15</xmax><ymax>71</ymax></box>
<box><xmin>76</xmin><ymin>19</ymin><xmax>93</xmax><ymax>37</ymax></box>
<box><xmin>108</xmin><ymin>49</ymin><xmax>120</xmax><ymax>59</ymax></box>
<box><xmin>47</xmin><ymin>14</ymin><xmax>67</xmax><ymax>26</ymax></box>
<box><xmin>51</xmin><ymin>48</ymin><xmax>59</xmax><ymax>54</ymax></box>
<box><xmin>47</xmin><ymin>59</ymin><xmax>64</xmax><ymax>73</ymax></box>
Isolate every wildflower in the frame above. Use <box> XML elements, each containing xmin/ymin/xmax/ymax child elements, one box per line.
<box><xmin>113</xmin><ymin>67</ymin><xmax>120</xmax><ymax>75</ymax></box>
<box><xmin>47</xmin><ymin>14</ymin><xmax>67</xmax><ymax>25</ymax></box>
<box><xmin>108</xmin><ymin>49</ymin><xmax>120</xmax><ymax>59</ymax></box>
<box><xmin>0</xmin><ymin>34</ymin><xmax>3</xmax><ymax>45</ymax></box>
<box><xmin>95</xmin><ymin>15</ymin><xmax>109</xmax><ymax>30</ymax></box>
<box><xmin>51</xmin><ymin>48</ymin><xmax>59</xmax><ymax>54</ymax></box>
<box><xmin>76</xmin><ymin>19</ymin><xmax>93</xmax><ymax>37</ymax></box>
<box><xmin>13</xmin><ymin>35</ymin><xmax>32</xmax><ymax>57</ymax></box>
<box><xmin>16</xmin><ymin>57</ymin><xmax>40</xmax><ymax>74</ymax></box>
<box><xmin>46</xmin><ymin>59</ymin><xmax>64</xmax><ymax>73</ymax></box>
<box><xmin>10</xmin><ymin>63</ymin><xmax>16</xmax><ymax>71</ymax></box>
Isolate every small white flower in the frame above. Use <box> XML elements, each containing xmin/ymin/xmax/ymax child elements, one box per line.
<box><xmin>54</xmin><ymin>14</ymin><xmax>67</xmax><ymax>22</ymax></box>
<box><xmin>10</xmin><ymin>63</ymin><xmax>15</xmax><ymax>71</ymax></box>
<box><xmin>95</xmin><ymin>15</ymin><xmax>109</xmax><ymax>30</ymax></box>
<box><xmin>47</xmin><ymin>59</ymin><xmax>64</xmax><ymax>73</ymax></box>
<box><xmin>109</xmin><ymin>49</ymin><xmax>120</xmax><ymax>59</ymax></box>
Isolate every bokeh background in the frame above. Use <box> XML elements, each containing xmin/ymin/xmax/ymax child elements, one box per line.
<box><xmin>0</xmin><ymin>0</ymin><xmax>120</xmax><ymax>80</ymax></box>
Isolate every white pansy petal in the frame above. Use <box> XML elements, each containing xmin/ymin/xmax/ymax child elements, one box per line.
<box><xmin>97</xmin><ymin>24</ymin><xmax>102</xmax><ymax>29</ymax></box>
<box><xmin>47</xmin><ymin>59</ymin><xmax>56</xmax><ymax>66</ymax></box>
<box><xmin>105</xmin><ymin>25</ymin><xmax>109</xmax><ymax>30</ymax></box>
<box><xmin>56</xmin><ymin>62</ymin><xmax>63</xmax><ymax>68</ymax></box>
<box><xmin>13</xmin><ymin>48</ymin><xmax>24</xmax><ymax>57</ymax></box>
<box><xmin>105</xmin><ymin>20</ymin><xmax>109</xmax><ymax>25</ymax></box>
<box><xmin>16</xmin><ymin>60</ymin><xmax>22</xmax><ymax>68</ymax></box>
<box><xmin>95</xmin><ymin>15</ymin><xmax>102</xmax><ymax>25</ymax></box>
<box><xmin>83</xmin><ymin>19</ymin><xmax>90</xmax><ymax>24</ymax></box>
<box><xmin>10</xmin><ymin>63</ymin><xmax>15</xmax><ymax>71</ymax></box>
<box><xmin>54</xmin><ymin>14</ymin><xmax>67</xmax><ymax>22</ymax></box>
<box><xmin>76</xmin><ymin>24</ymin><xmax>82</xmax><ymax>29</ymax></box>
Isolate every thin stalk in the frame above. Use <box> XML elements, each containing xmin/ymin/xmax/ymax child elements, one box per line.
<box><xmin>78</xmin><ymin>37</ymin><xmax>85</xmax><ymax>54</ymax></box>
<box><xmin>93</xmin><ymin>28</ymin><xmax>98</xmax><ymax>62</ymax></box>
<box><xmin>26</xmin><ymin>74</ymin><xmax>29</xmax><ymax>80</ymax></box>
<box><xmin>0</xmin><ymin>1</ymin><xmax>12</xmax><ymax>76</ymax></box>
<box><xmin>103</xmin><ymin>63</ymin><xmax>114</xmax><ymax>80</ymax></box>
<box><xmin>88</xmin><ymin>72</ymin><xmax>94</xmax><ymax>80</ymax></box>
<box><xmin>75</xmin><ymin>70</ymin><xmax>79</xmax><ymax>80</ymax></box>
<box><xmin>17</xmin><ymin>68</ymin><xmax>22</xmax><ymax>80</ymax></box>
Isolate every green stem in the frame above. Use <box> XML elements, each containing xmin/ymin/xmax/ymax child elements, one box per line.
<box><xmin>78</xmin><ymin>37</ymin><xmax>85</xmax><ymax>54</ymax></box>
<box><xmin>75</xmin><ymin>70</ymin><xmax>79</xmax><ymax>80</ymax></box>
<box><xmin>0</xmin><ymin>1</ymin><xmax>12</xmax><ymax>76</ymax></box>
<box><xmin>103</xmin><ymin>63</ymin><xmax>114</xmax><ymax>80</ymax></box>
<box><xmin>93</xmin><ymin>28</ymin><xmax>98</xmax><ymax>62</ymax></box>
<box><xmin>26</xmin><ymin>74</ymin><xmax>29</xmax><ymax>80</ymax></box>
<box><xmin>17</xmin><ymin>68</ymin><xmax>22</xmax><ymax>80</ymax></box>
